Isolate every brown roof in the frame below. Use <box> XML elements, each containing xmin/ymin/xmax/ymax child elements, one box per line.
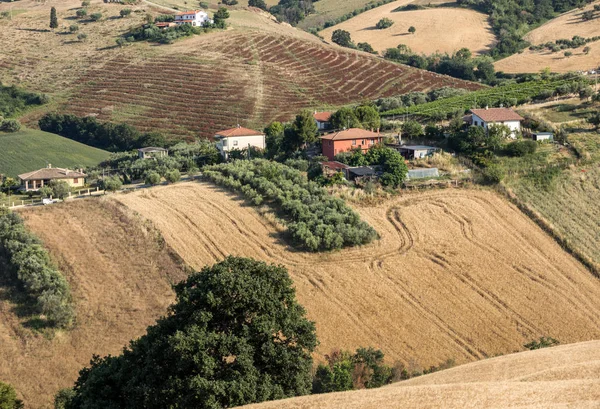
<box><xmin>314</xmin><ymin>112</ymin><xmax>332</xmax><ymax>122</ymax></box>
<box><xmin>320</xmin><ymin>128</ymin><xmax>381</xmax><ymax>141</ymax></box>
<box><xmin>320</xmin><ymin>161</ymin><xmax>350</xmax><ymax>170</ymax></box>
<box><xmin>18</xmin><ymin>167</ymin><xmax>86</xmax><ymax>181</ymax></box>
<box><xmin>215</xmin><ymin>126</ymin><xmax>264</xmax><ymax>138</ymax></box>
<box><xmin>470</xmin><ymin>108</ymin><xmax>524</xmax><ymax>122</ymax></box>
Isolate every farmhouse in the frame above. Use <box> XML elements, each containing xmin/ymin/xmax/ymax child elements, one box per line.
<box><xmin>314</xmin><ymin>111</ymin><xmax>333</xmax><ymax>131</ymax></box>
<box><xmin>18</xmin><ymin>165</ymin><xmax>86</xmax><ymax>191</ymax></box>
<box><xmin>397</xmin><ymin>145</ymin><xmax>438</xmax><ymax>160</ymax></box>
<box><xmin>470</xmin><ymin>107</ymin><xmax>524</xmax><ymax>138</ymax></box>
<box><xmin>174</xmin><ymin>10</ymin><xmax>212</xmax><ymax>27</ymax></box>
<box><xmin>214</xmin><ymin>126</ymin><xmax>266</xmax><ymax>159</ymax></box>
<box><xmin>138</xmin><ymin>147</ymin><xmax>168</xmax><ymax>159</ymax></box>
<box><xmin>320</xmin><ymin>128</ymin><xmax>383</xmax><ymax>160</ymax></box>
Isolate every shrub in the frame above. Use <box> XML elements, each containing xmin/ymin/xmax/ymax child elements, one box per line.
<box><xmin>90</xmin><ymin>12</ymin><xmax>102</xmax><ymax>21</ymax></box>
<box><xmin>164</xmin><ymin>169</ymin><xmax>181</xmax><ymax>184</ymax></box>
<box><xmin>76</xmin><ymin>9</ymin><xmax>87</xmax><ymax>18</ymax></box>
<box><xmin>505</xmin><ymin>140</ymin><xmax>537</xmax><ymax>157</ymax></box>
<box><xmin>48</xmin><ymin>180</ymin><xmax>71</xmax><ymax>200</ymax></box>
<box><xmin>481</xmin><ymin>165</ymin><xmax>505</xmax><ymax>184</ymax></box>
<box><xmin>100</xmin><ymin>175</ymin><xmax>122</xmax><ymax>192</ymax></box>
<box><xmin>0</xmin><ymin>119</ymin><xmax>21</xmax><ymax>132</ymax></box>
<box><xmin>120</xmin><ymin>8</ymin><xmax>132</xmax><ymax>18</ymax></box>
<box><xmin>375</xmin><ymin>17</ymin><xmax>393</xmax><ymax>29</ymax></box>
<box><xmin>81</xmin><ymin>0</ymin><xmax>90</xmax><ymax>6</ymax></box>
<box><xmin>145</xmin><ymin>171</ymin><xmax>161</xmax><ymax>185</ymax></box>
<box><xmin>69</xmin><ymin>24</ymin><xmax>79</xmax><ymax>33</ymax></box>
<box><xmin>54</xmin><ymin>388</ymin><xmax>75</xmax><ymax>409</ymax></box>
<box><xmin>0</xmin><ymin>382</ymin><xmax>23</xmax><ymax>409</ymax></box>
<box><xmin>64</xmin><ymin>257</ymin><xmax>317</xmax><ymax>408</ymax></box>
<box><xmin>77</xmin><ymin>33</ymin><xmax>87</xmax><ymax>41</ymax></box>
<box><xmin>524</xmin><ymin>337</ymin><xmax>559</xmax><ymax>350</ymax></box>
<box><xmin>0</xmin><ymin>208</ymin><xmax>74</xmax><ymax>327</ymax></box>
<box><xmin>248</xmin><ymin>0</ymin><xmax>267</xmax><ymax>9</ymax></box>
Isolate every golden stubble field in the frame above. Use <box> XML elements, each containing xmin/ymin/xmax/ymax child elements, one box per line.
<box><xmin>240</xmin><ymin>340</ymin><xmax>600</xmax><ymax>409</ymax></box>
<box><xmin>0</xmin><ymin>199</ymin><xmax>187</xmax><ymax>408</ymax></box>
<box><xmin>319</xmin><ymin>1</ymin><xmax>495</xmax><ymax>55</ymax></box>
<box><xmin>495</xmin><ymin>1</ymin><xmax>600</xmax><ymax>73</ymax></box>
<box><xmin>116</xmin><ymin>182</ymin><xmax>600</xmax><ymax>367</ymax></box>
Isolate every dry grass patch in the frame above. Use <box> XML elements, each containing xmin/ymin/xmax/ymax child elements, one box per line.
<box><xmin>319</xmin><ymin>1</ymin><xmax>495</xmax><ymax>55</ymax></box>
<box><xmin>116</xmin><ymin>182</ymin><xmax>600</xmax><ymax>369</ymax></box>
<box><xmin>240</xmin><ymin>340</ymin><xmax>600</xmax><ymax>409</ymax></box>
<box><xmin>0</xmin><ymin>199</ymin><xmax>187</xmax><ymax>408</ymax></box>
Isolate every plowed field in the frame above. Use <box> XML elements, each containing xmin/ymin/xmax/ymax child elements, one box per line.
<box><xmin>116</xmin><ymin>182</ymin><xmax>600</xmax><ymax>366</ymax></box>
<box><xmin>241</xmin><ymin>340</ymin><xmax>600</xmax><ymax>409</ymax></box>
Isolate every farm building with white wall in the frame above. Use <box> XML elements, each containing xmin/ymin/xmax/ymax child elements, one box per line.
<box><xmin>214</xmin><ymin>126</ymin><xmax>266</xmax><ymax>159</ymax></box>
<box><xmin>470</xmin><ymin>107</ymin><xmax>524</xmax><ymax>138</ymax></box>
<box><xmin>174</xmin><ymin>10</ymin><xmax>212</xmax><ymax>27</ymax></box>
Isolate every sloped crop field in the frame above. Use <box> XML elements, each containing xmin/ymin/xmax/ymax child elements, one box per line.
<box><xmin>0</xmin><ymin>199</ymin><xmax>187</xmax><ymax>408</ymax></box>
<box><xmin>241</xmin><ymin>340</ymin><xmax>600</xmax><ymax>409</ymax></box>
<box><xmin>63</xmin><ymin>31</ymin><xmax>481</xmax><ymax>139</ymax></box>
<box><xmin>116</xmin><ymin>182</ymin><xmax>600</xmax><ymax>367</ymax></box>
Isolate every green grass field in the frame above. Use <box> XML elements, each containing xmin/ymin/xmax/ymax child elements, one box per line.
<box><xmin>0</xmin><ymin>129</ymin><xmax>110</xmax><ymax>178</ymax></box>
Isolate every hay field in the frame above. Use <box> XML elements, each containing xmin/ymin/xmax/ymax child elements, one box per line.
<box><xmin>495</xmin><ymin>1</ymin><xmax>600</xmax><ymax>73</ymax></box>
<box><xmin>319</xmin><ymin>1</ymin><xmax>495</xmax><ymax>55</ymax></box>
<box><xmin>0</xmin><ymin>199</ymin><xmax>187</xmax><ymax>408</ymax></box>
<box><xmin>116</xmin><ymin>182</ymin><xmax>600</xmax><ymax>367</ymax></box>
<box><xmin>241</xmin><ymin>340</ymin><xmax>600</xmax><ymax>409</ymax></box>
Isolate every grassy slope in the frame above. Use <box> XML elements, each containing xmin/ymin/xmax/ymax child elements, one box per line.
<box><xmin>0</xmin><ymin>129</ymin><xmax>109</xmax><ymax>177</ymax></box>
<box><xmin>240</xmin><ymin>340</ymin><xmax>600</xmax><ymax>409</ymax></box>
<box><xmin>0</xmin><ymin>199</ymin><xmax>187</xmax><ymax>408</ymax></box>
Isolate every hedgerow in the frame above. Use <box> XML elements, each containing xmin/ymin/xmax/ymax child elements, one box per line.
<box><xmin>0</xmin><ymin>208</ymin><xmax>74</xmax><ymax>327</ymax></box>
<box><xmin>203</xmin><ymin>160</ymin><xmax>377</xmax><ymax>251</ymax></box>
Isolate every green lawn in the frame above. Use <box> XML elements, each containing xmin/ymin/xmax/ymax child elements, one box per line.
<box><xmin>0</xmin><ymin>129</ymin><xmax>110</xmax><ymax>178</ymax></box>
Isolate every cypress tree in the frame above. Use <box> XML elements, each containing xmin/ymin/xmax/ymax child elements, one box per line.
<box><xmin>50</xmin><ymin>7</ymin><xmax>58</xmax><ymax>29</ymax></box>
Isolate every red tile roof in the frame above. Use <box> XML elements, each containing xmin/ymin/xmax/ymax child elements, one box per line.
<box><xmin>215</xmin><ymin>126</ymin><xmax>264</xmax><ymax>138</ymax></box>
<box><xmin>177</xmin><ymin>10</ymin><xmax>201</xmax><ymax>16</ymax></box>
<box><xmin>313</xmin><ymin>112</ymin><xmax>332</xmax><ymax>122</ymax></box>
<box><xmin>470</xmin><ymin>108</ymin><xmax>524</xmax><ymax>122</ymax></box>
<box><xmin>320</xmin><ymin>128</ymin><xmax>380</xmax><ymax>141</ymax></box>
<box><xmin>320</xmin><ymin>161</ymin><xmax>350</xmax><ymax>170</ymax></box>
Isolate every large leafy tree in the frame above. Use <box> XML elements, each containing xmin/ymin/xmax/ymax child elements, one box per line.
<box><xmin>331</xmin><ymin>29</ymin><xmax>353</xmax><ymax>48</ymax></box>
<box><xmin>330</xmin><ymin>107</ymin><xmax>361</xmax><ymax>130</ymax></box>
<box><xmin>292</xmin><ymin>109</ymin><xmax>319</xmax><ymax>148</ymax></box>
<box><xmin>65</xmin><ymin>257</ymin><xmax>317</xmax><ymax>409</ymax></box>
<box><xmin>365</xmin><ymin>145</ymin><xmax>408</xmax><ymax>187</ymax></box>
<box><xmin>355</xmin><ymin>105</ymin><xmax>380</xmax><ymax>130</ymax></box>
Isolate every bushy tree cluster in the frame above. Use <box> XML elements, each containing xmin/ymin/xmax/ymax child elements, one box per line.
<box><xmin>0</xmin><ymin>83</ymin><xmax>49</xmax><ymax>119</ymax></box>
<box><xmin>203</xmin><ymin>159</ymin><xmax>378</xmax><ymax>251</ymax></box>
<box><xmin>61</xmin><ymin>257</ymin><xmax>317</xmax><ymax>409</ymax></box>
<box><xmin>0</xmin><ymin>208</ymin><xmax>74</xmax><ymax>327</ymax></box>
<box><xmin>39</xmin><ymin>113</ymin><xmax>167</xmax><ymax>152</ymax></box>
<box><xmin>89</xmin><ymin>140</ymin><xmax>219</xmax><ymax>183</ymax></box>
<box><xmin>330</xmin><ymin>104</ymin><xmax>381</xmax><ymax>130</ymax></box>
<box><xmin>334</xmin><ymin>145</ymin><xmax>408</xmax><ymax>188</ymax></box>
<box><xmin>263</xmin><ymin>110</ymin><xmax>319</xmax><ymax>159</ymax></box>
<box><xmin>375</xmin><ymin>87</ymin><xmax>469</xmax><ymax>112</ymax></box>
<box><xmin>270</xmin><ymin>0</ymin><xmax>315</xmax><ymax>25</ymax></box>
<box><xmin>530</xmin><ymin>34</ymin><xmax>600</xmax><ymax>53</ymax></box>
<box><xmin>0</xmin><ymin>382</ymin><xmax>23</xmax><ymax>409</ymax></box>
<box><xmin>38</xmin><ymin>180</ymin><xmax>72</xmax><ymax>200</ymax></box>
<box><xmin>456</xmin><ymin>0</ymin><xmax>595</xmax><ymax>58</ymax></box>
<box><xmin>313</xmin><ymin>348</ymin><xmax>393</xmax><ymax>393</ymax></box>
<box><xmin>0</xmin><ymin>119</ymin><xmax>21</xmax><ymax>133</ymax></box>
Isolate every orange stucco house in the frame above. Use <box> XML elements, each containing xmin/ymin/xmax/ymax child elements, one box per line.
<box><xmin>320</xmin><ymin>128</ymin><xmax>383</xmax><ymax>160</ymax></box>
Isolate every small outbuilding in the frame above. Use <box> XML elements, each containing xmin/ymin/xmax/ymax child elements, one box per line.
<box><xmin>344</xmin><ymin>166</ymin><xmax>376</xmax><ymax>182</ymax></box>
<box><xmin>314</xmin><ymin>111</ymin><xmax>333</xmax><ymax>131</ymax></box>
<box><xmin>320</xmin><ymin>161</ymin><xmax>350</xmax><ymax>176</ymax></box>
<box><xmin>138</xmin><ymin>147</ymin><xmax>168</xmax><ymax>159</ymax></box>
<box><xmin>532</xmin><ymin>132</ymin><xmax>554</xmax><ymax>142</ymax></box>
<box><xmin>407</xmin><ymin>168</ymin><xmax>439</xmax><ymax>180</ymax></box>
<box><xmin>397</xmin><ymin>145</ymin><xmax>438</xmax><ymax>160</ymax></box>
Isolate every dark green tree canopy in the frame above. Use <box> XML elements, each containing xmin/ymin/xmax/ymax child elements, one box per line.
<box><xmin>331</xmin><ymin>29</ymin><xmax>353</xmax><ymax>48</ymax></box>
<box><xmin>65</xmin><ymin>257</ymin><xmax>317</xmax><ymax>409</ymax></box>
<box><xmin>50</xmin><ymin>7</ymin><xmax>58</xmax><ymax>29</ymax></box>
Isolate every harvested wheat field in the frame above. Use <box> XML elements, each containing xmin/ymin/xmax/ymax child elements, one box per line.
<box><xmin>116</xmin><ymin>182</ymin><xmax>600</xmax><ymax>367</ymax></box>
<box><xmin>319</xmin><ymin>1</ymin><xmax>495</xmax><ymax>55</ymax></box>
<box><xmin>495</xmin><ymin>1</ymin><xmax>600</xmax><ymax>73</ymax></box>
<box><xmin>0</xmin><ymin>199</ymin><xmax>187</xmax><ymax>408</ymax></box>
<box><xmin>241</xmin><ymin>340</ymin><xmax>600</xmax><ymax>409</ymax></box>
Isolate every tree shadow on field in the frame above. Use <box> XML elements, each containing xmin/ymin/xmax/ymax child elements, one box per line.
<box><xmin>17</xmin><ymin>28</ymin><xmax>51</xmax><ymax>33</ymax></box>
<box><xmin>393</xmin><ymin>33</ymin><xmax>411</xmax><ymax>36</ymax></box>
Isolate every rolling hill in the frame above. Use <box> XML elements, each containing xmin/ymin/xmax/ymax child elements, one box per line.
<box><xmin>0</xmin><ymin>129</ymin><xmax>109</xmax><ymax>177</ymax></box>
<box><xmin>240</xmin><ymin>340</ymin><xmax>600</xmax><ymax>409</ymax></box>
<box><xmin>0</xmin><ymin>1</ymin><xmax>482</xmax><ymax>140</ymax></box>
<box><xmin>0</xmin><ymin>199</ymin><xmax>187</xmax><ymax>408</ymax></box>
<box><xmin>495</xmin><ymin>0</ymin><xmax>600</xmax><ymax>73</ymax></box>
<box><xmin>116</xmin><ymin>182</ymin><xmax>600</xmax><ymax>366</ymax></box>
<box><xmin>319</xmin><ymin>1</ymin><xmax>495</xmax><ymax>56</ymax></box>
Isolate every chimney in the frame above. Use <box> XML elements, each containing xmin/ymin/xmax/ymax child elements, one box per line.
<box><xmin>485</xmin><ymin>105</ymin><xmax>489</xmax><ymax>110</ymax></box>
<box><xmin>47</xmin><ymin>163</ymin><xmax>52</xmax><ymax>169</ymax></box>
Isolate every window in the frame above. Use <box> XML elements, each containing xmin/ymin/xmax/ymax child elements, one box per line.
<box><xmin>369</xmin><ymin>139</ymin><xmax>374</xmax><ymax>145</ymax></box>
<box><xmin>329</xmin><ymin>141</ymin><xmax>332</xmax><ymax>146</ymax></box>
<box><xmin>73</xmin><ymin>178</ymin><xmax>78</xmax><ymax>184</ymax></box>
<box><xmin>362</xmin><ymin>139</ymin><xmax>366</xmax><ymax>145</ymax></box>
<box><xmin>222</xmin><ymin>139</ymin><xmax>228</xmax><ymax>147</ymax></box>
<box><xmin>352</xmin><ymin>140</ymin><xmax>356</xmax><ymax>146</ymax></box>
<box><xmin>233</xmin><ymin>140</ymin><xmax>238</xmax><ymax>146</ymax></box>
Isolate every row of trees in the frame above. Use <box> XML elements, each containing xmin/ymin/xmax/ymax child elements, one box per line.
<box><xmin>203</xmin><ymin>159</ymin><xmax>378</xmax><ymax>251</ymax></box>
<box><xmin>0</xmin><ymin>208</ymin><xmax>74</xmax><ymax>328</ymax></box>
<box><xmin>38</xmin><ymin>113</ymin><xmax>168</xmax><ymax>152</ymax></box>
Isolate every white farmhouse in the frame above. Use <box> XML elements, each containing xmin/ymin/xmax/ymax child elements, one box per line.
<box><xmin>470</xmin><ymin>107</ymin><xmax>524</xmax><ymax>138</ymax></box>
<box><xmin>174</xmin><ymin>10</ymin><xmax>212</xmax><ymax>27</ymax></box>
<box><xmin>214</xmin><ymin>126</ymin><xmax>266</xmax><ymax>159</ymax></box>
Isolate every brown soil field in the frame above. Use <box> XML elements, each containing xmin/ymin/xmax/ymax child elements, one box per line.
<box><xmin>319</xmin><ymin>1</ymin><xmax>495</xmax><ymax>55</ymax></box>
<box><xmin>0</xmin><ymin>1</ymin><xmax>481</xmax><ymax>140</ymax></box>
<box><xmin>241</xmin><ymin>340</ymin><xmax>600</xmax><ymax>409</ymax></box>
<box><xmin>495</xmin><ymin>1</ymin><xmax>600</xmax><ymax>73</ymax></box>
<box><xmin>116</xmin><ymin>182</ymin><xmax>600</xmax><ymax>367</ymax></box>
<box><xmin>0</xmin><ymin>199</ymin><xmax>187</xmax><ymax>408</ymax></box>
